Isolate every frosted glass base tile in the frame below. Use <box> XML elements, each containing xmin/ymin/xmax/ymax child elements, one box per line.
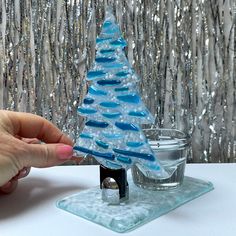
<box><xmin>57</xmin><ymin>176</ymin><xmax>213</xmax><ymax>233</ymax></box>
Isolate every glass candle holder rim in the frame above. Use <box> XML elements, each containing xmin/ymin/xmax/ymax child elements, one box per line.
<box><xmin>150</xmin><ymin>142</ymin><xmax>188</xmax><ymax>151</ymax></box>
<box><xmin>143</xmin><ymin>128</ymin><xmax>191</xmax><ymax>152</ymax></box>
<box><xmin>142</xmin><ymin>128</ymin><xmax>191</xmax><ymax>144</ymax></box>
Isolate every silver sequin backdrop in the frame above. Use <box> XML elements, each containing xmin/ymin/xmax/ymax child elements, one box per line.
<box><xmin>0</xmin><ymin>0</ymin><xmax>235</xmax><ymax>162</ymax></box>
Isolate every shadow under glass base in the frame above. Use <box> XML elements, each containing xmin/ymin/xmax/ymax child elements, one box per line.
<box><xmin>57</xmin><ymin>175</ymin><xmax>213</xmax><ymax>233</ymax></box>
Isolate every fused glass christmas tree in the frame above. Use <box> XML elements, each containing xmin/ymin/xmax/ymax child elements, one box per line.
<box><xmin>58</xmin><ymin>7</ymin><xmax>214</xmax><ymax>233</ymax></box>
<box><xmin>74</xmin><ymin>8</ymin><xmax>172</xmax><ymax>179</ymax></box>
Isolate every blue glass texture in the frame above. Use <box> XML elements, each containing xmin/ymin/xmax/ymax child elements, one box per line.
<box><xmin>83</xmin><ymin>98</ymin><xmax>94</xmax><ymax>105</ymax></box>
<box><xmin>87</xmin><ymin>70</ymin><xmax>106</xmax><ymax>80</ymax></box>
<box><xmin>77</xmin><ymin>107</ymin><xmax>97</xmax><ymax>114</ymax></box>
<box><xmin>99</xmin><ymin>101</ymin><xmax>120</xmax><ymax>108</ymax></box>
<box><xmin>96</xmin><ymin>37</ymin><xmax>112</xmax><ymax>44</ymax></box>
<box><xmin>101</xmin><ymin>62</ymin><xmax>123</xmax><ymax>69</ymax></box>
<box><xmin>110</xmin><ymin>38</ymin><xmax>127</xmax><ymax>47</ymax></box>
<box><xmin>73</xmin><ymin>146</ymin><xmax>114</xmax><ymax>160</ymax></box>
<box><xmin>105</xmin><ymin>161</ymin><xmax>122</xmax><ymax>169</ymax></box>
<box><xmin>102</xmin><ymin>112</ymin><xmax>121</xmax><ymax>119</ymax></box>
<box><xmin>102</xmin><ymin>133</ymin><xmax>123</xmax><ymax>139</ymax></box>
<box><xmin>145</xmin><ymin>162</ymin><xmax>161</xmax><ymax>171</ymax></box>
<box><xmin>126</xmin><ymin>142</ymin><xmax>144</xmax><ymax>148</ymax></box>
<box><xmin>117</xmin><ymin>94</ymin><xmax>140</xmax><ymax>104</ymax></box>
<box><xmin>115</xmin><ymin>71</ymin><xmax>130</xmax><ymax>77</ymax></box>
<box><xmin>103</xmin><ymin>20</ymin><xmax>112</xmax><ymax>28</ymax></box>
<box><xmin>79</xmin><ymin>133</ymin><xmax>93</xmax><ymax>139</ymax></box>
<box><xmin>114</xmin><ymin>87</ymin><xmax>129</xmax><ymax>92</ymax></box>
<box><xmin>115</xmin><ymin>122</ymin><xmax>139</xmax><ymax>131</ymax></box>
<box><xmin>101</xmin><ymin>20</ymin><xmax>121</xmax><ymax>35</ymax></box>
<box><xmin>97</xmin><ymin>79</ymin><xmax>121</xmax><ymax>86</ymax></box>
<box><xmin>85</xmin><ymin>120</ymin><xmax>109</xmax><ymax>128</ymax></box>
<box><xmin>88</xmin><ymin>86</ymin><xmax>107</xmax><ymax>96</ymax></box>
<box><xmin>95</xmin><ymin>57</ymin><xmax>116</xmax><ymax>63</ymax></box>
<box><xmin>113</xmin><ymin>148</ymin><xmax>155</xmax><ymax>161</ymax></box>
<box><xmin>116</xmin><ymin>155</ymin><xmax>132</xmax><ymax>164</ymax></box>
<box><xmin>128</xmin><ymin>111</ymin><xmax>147</xmax><ymax>117</ymax></box>
<box><xmin>95</xmin><ymin>140</ymin><xmax>109</xmax><ymax>149</ymax></box>
<box><xmin>100</xmin><ymin>49</ymin><xmax>115</xmax><ymax>54</ymax></box>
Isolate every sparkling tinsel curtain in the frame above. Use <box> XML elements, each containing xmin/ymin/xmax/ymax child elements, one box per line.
<box><xmin>0</xmin><ymin>0</ymin><xmax>235</xmax><ymax>163</ymax></box>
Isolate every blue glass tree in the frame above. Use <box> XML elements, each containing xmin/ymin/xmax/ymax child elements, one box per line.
<box><xmin>74</xmin><ymin>8</ymin><xmax>170</xmax><ymax>179</ymax></box>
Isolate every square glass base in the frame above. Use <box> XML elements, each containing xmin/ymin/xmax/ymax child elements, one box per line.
<box><xmin>57</xmin><ymin>175</ymin><xmax>213</xmax><ymax>233</ymax></box>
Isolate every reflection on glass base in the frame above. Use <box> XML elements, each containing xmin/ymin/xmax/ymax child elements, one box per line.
<box><xmin>57</xmin><ymin>175</ymin><xmax>213</xmax><ymax>233</ymax></box>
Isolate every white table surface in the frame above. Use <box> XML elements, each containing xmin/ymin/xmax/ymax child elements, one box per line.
<box><xmin>0</xmin><ymin>163</ymin><xmax>236</xmax><ymax>236</ymax></box>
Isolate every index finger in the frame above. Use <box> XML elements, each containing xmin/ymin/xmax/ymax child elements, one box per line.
<box><xmin>2</xmin><ymin>111</ymin><xmax>73</xmax><ymax>145</ymax></box>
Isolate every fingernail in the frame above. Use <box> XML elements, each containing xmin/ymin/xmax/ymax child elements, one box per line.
<box><xmin>0</xmin><ymin>180</ymin><xmax>18</xmax><ymax>194</ymax></box>
<box><xmin>56</xmin><ymin>145</ymin><xmax>73</xmax><ymax>160</ymax></box>
<box><xmin>17</xmin><ymin>167</ymin><xmax>31</xmax><ymax>179</ymax></box>
<box><xmin>1</xmin><ymin>181</ymin><xmax>12</xmax><ymax>189</ymax></box>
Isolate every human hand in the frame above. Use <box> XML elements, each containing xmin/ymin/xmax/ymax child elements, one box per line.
<box><xmin>0</xmin><ymin>110</ymin><xmax>74</xmax><ymax>194</ymax></box>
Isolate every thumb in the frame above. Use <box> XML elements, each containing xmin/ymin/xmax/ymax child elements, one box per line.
<box><xmin>22</xmin><ymin>143</ymin><xmax>73</xmax><ymax>168</ymax></box>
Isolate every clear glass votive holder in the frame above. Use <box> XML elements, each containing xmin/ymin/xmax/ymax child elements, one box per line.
<box><xmin>131</xmin><ymin>128</ymin><xmax>190</xmax><ymax>190</ymax></box>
